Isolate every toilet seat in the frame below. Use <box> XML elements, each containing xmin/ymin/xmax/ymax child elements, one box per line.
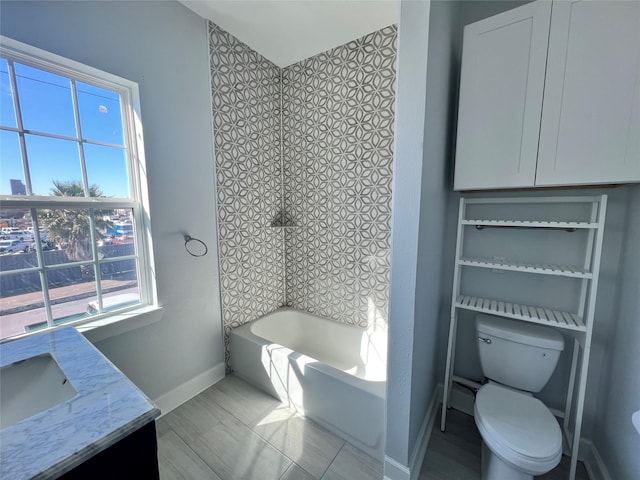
<box><xmin>475</xmin><ymin>383</ymin><xmax>562</xmax><ymax>475</ymax></box>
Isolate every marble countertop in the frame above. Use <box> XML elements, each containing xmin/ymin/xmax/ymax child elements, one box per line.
<box><xmin>0</xmin><ymin>327</ymin><xmax>160</xmax><ymax>479</ymax></box>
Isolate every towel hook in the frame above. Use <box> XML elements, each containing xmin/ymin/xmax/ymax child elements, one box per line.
<box><xmin>184</xmin><ymin>235</ymin><xmax>208</xmax><ymax>257</ymax></box>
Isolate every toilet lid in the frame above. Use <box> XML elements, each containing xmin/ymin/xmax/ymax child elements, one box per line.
<box><xmin>475</xmin><ymin>384</ymin><xmax>562</xmax><ymax>469</ymax></box>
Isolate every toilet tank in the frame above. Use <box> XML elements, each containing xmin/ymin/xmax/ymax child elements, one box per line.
<box><xmin>476</xmin><ymin>314</ymin><xmax>564</xmax><ymax>392</ymax></box>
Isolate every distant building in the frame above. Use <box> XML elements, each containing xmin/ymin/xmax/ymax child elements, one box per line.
<box><xmin>10</xmin><ymin>179</ymin><xmax>26</xmax><ymax>195</ymax></box>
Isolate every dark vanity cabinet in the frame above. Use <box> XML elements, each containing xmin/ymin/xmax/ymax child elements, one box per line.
<box><xmin>59</xmin><ymin>421</ymin><xmax>159</xmax><ymax>480</ymax></box>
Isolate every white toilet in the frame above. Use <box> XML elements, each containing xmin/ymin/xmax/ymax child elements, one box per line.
<box><xmin>474</xmin><ymin>314</ymin><xmax>565</xmax><ymax>480</ymax></box>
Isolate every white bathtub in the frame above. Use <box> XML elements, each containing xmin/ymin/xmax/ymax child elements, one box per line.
<box><xmin>229</xmin><ymin>307</ymin><xmax>387</xmax><ymax>460</ymax></box>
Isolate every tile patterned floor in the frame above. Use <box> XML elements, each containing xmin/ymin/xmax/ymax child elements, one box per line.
<box><xmin>156</xmin><ymin>375</ymin><xmax>588</xmax><ymax>480</ymax></box>
<box><xmin>157</xmin><ymin>375</ymin><xmax>382</xmax><ymax>480</ymax></box>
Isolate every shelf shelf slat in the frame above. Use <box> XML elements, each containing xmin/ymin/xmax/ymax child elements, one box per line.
<box><xmin>458</xmin><ymin>257</ymin><xmax>593</xmax><ymax>278</ymax></box>
<box><xmin>455</xmin><ymin>295</ymin><xmax>586</xmax><ymax>332</ymax></box>
<box><xmin>462</xmin><ymin>219</ymin><xmax>598</xmax><ymax>229</ymax></box>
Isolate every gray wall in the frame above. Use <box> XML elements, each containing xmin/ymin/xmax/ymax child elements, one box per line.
<box><xmin>410</xmin><ymin>0</ymin><xmax>459</xmax><ymax>456</ymax></box>
<box><xmin>593</xmin><ymin>185</ymin><xmax>640</xmax><ymax>479</ymax></box>
<box><xmin>0</xmin><ymin>1</ymin><xmax>225</xmax><ymax>400</ymax></box>
<box><xmin>385</xmin><ymin>0</ymin><xmax>457</xmax><ymax>469</ymax></box>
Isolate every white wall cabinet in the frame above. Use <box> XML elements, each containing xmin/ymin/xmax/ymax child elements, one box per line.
<box><xmin>453</xmin><ymin>1</ymin><xmax>551</xmax><ymax>190</ymax></box>
<box><xmin>454</xmin><ymin>0</ymin><xmax>640</xmax><ymax>191</ymax></box>
<box><xmin>537</xmin><ymin>0</ymin><xmax>640</xmax><ymax>186</ymax></box>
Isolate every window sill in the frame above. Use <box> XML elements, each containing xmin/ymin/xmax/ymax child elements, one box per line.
<box><xmin>77</xmin><ymin>304</ymin><xmax>164</xmax><ymax>343</ymax></box>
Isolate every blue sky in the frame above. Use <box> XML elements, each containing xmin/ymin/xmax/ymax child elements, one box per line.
<box><xmin>0</xmin><ymin>59</ymin><xmax>130</xmax><ymax>198</ymax></box>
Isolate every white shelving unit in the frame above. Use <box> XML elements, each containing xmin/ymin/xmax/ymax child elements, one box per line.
<box><xmin>455</xmin><ymin>295</ymin><xmax>586</xmax><ymax>331</ymax></box>
<box><xmin>440</xmin><ymin>195</ymin><xmax>607</xmax><ymax>480</ymax></box>
<box><xmin>458</xmin><ymin>258</ymin><xmax>592</xmax><ymax>278</ymax></box>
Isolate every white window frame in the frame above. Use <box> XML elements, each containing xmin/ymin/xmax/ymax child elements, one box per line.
<box><xmin>0</xmin><ymin>36</ymin><xmax>158</xmax><ymax>341</ymax></box>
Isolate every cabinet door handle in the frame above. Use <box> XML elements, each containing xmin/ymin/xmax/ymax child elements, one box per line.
<box><xmin>478</xmin><ymin>337</ymin><xmax>492</xmax><ymax>344</ymax></box>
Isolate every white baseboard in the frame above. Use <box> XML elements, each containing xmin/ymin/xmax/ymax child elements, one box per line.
<box><xmin>154</xmin><ymin>362</ymin><xmax>225</xmax><ymax>417</ymax></box>
<box><xmin>408</xmin><ymin>385</ymin><xmax>441</xmax><ymax>480</ymax></box>
<box><xmin>383</xmin><ymin>456</ymin><xmax>410</xmax><ymax>480</ymax></box>
<box><xmin>582</xmin><ymin>440</ymin><xmax>612</xmax><ymax>480</ymax></box>
<box><xmin>384</xmin><ymin>385</ymin><xmax>441</xmax><ymax>480</ymax></box>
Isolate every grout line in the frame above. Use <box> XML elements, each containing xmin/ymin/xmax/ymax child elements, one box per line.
<box><xmin>279</xmin><ymin>462</ymin><xmax>294</xmax><ymax>480</ymax></box>
<box><xmin>279</xmin><ymin>460</ymin><xmax>317</xmax><ymax>480</ymax></box>
<box><xmin>204</xmin><ymin>377</ymin><xmax>294</xmax><ymax>438</ymax></box>
<box><xmin>258</xmin><ymin>432</ymin><xmax>334</xmax><ymax>480</ymax></box>
<box><xmin>320</xmin><ymin>442</ymin><xmax>346</xmax><ymax>479</ymax></box>
<box><xmin>167</xmin><ymin>377</ymin><xmax>359</xmax><ymax>480</ymax></box>
<box><xmin>279</xmin><ymin>68</ymin><xmax>287</xmax><ymax>306</ymax></box>
<box><xmin>207</xmin><ymin>391</ymin><xmax>277</xmax><ymax>430</ymax></box>
<box><xmin>279</xmin><ymin>68</ymin><xmax>285</xmax><ymax>225</ymax></box>
<box><xmin>162</xmin><ymin>388</ymin><xmax>291</xmax><ymax>479</ymax></box>
<box><xmin>219</xmin><ymin>377</ymin><xmax>345</xmax><ymax>480</ymax></box>
<box><xmin>159</xmin><ymin>424</ymin><xmax>222</xmax><ymax>479</ymax></box>
<box><xmin>242</xmin><ymin>401</ymin><xmax>329</xmax><ymax>479</ymax></box>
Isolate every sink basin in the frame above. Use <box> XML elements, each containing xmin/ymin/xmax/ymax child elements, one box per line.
<box><xmin>0</xmin><ymin>353</ymin><xmax>76</xmax><ymax>429</ymax></box>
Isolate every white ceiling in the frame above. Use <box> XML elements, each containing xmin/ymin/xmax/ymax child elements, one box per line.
<box><xmin>179</xmin><ymin>0</ymin><xmax>399</xmax><ymax>68</ymax></box>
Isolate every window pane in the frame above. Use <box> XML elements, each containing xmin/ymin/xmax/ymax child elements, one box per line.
<box><xmin>0</xmin><ymin>131</ymin><xmax>26</xmax><ymax>195</ymax></box>
<box><xmin>94</xmin><ymin>274</ymin><xmax>140</xmax><ymax>315</ymax></box>
<box><xmin>14</xmin><ymin>63</ymin><xmax>76</xmax><ymax>137</ymax></box>
<box><xmin>97</xmin><ymin>207</ymin><xmax>139</xmax><ymax>314</ymax></box>
<box><xmin>100</xmin><ymin>257</ymin><xmax>137</xmax><ymax>281</ymax></box>
<box><xmin>84</xmin><ymin>144</ymin><xmax>130</xmax><ymax>198</ymax></box>
<box><xmin>77</xmin><ymin>82</ymin><xmax>124</xmax><ymax>145</ymax></box>
<box><xmin>0</xmin><ymin>243</ymin><xmax>39</xmax><ymax>265</ymax></box>
<box><xmin>0</xmin><ymin>272</ymin><xmax>44</xmax><ymax>339</ymax></box>
<box><xmin>0</xmin><ymin>59</ymin><xmax>17</xmax><ymax>127</ymax></box>
<box><xmin>99</xmin><ymin>240</ymin><xmax>136</xmax><ymax>258</ymax></box>
<box><xmin>0</xmin><ymin>206</ymin><xmax>44</xmax><ymax>340</ymax></box>
<box><xmin>47</xmin><ymin>266</ymin><xmax>95</xmax><ymax>324</ymax></box>
<box><xmin>0</xmin><ymin>207</ymin><xmax>35</xmax><ymax>252</ymax></box>
<box><xmin>38</xmin><ymin>208</ymin><xmax>94</xmax><ymax>265</ymax></box>
<box><xmin>98</xmin><ymin>208</ymin><xmax>134</xmax><ymax>249</ymax></box>
<box><xmin>25</xmin><ymin>134</ymin><xmax>83</xmax><ymax>196</ymax></box>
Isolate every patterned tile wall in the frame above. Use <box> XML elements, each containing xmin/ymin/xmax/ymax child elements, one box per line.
<box><xmin>282</xmin><ymin>26</ymin><xmax>397</xmax><ymax>327</ymax></box>
<box><xmin>210</xmin><ymin>22</ymin><xmax>397</xmax><ymax>355</ymax></box>
<box><xmin>209</xmin><ymin>23</ymin><xmax>284</xmax><ymax>363</ymax></box>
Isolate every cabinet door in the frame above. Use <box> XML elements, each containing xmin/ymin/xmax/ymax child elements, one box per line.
<box><xmin>536</xmin><ymin>0</ymin><xmax>640</xmax><ymax>186</ymax></box>
<box><xmin>453</xmin><ymin>1</ymin><xmax>551</xmax><ymax>191</ymax></box>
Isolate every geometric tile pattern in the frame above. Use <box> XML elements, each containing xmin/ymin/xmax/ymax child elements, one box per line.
<box><xmin>282</xmin><ymin>26</ymin><xmax>397</xmax><ymax>327</ymax></box>
<box><xmin>209</xmin><ymin>23</ymin><xmax>285</xmax><ymax>364</ymax></box>
<box><xmin>209</xmin><ymin>22</ymin><xmax>396</xmax><ymax>363</ymax></box>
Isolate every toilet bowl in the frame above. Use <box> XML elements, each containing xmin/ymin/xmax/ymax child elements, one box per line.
<box><xmin>474</xmin><ymin>314</ymin><xmax>565</xmax><ymax>479</ymax></box>
<box><xmin>475</xmin><ymin>383</ymin><xmax>562</xmax><ymax>479</ymax></box>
